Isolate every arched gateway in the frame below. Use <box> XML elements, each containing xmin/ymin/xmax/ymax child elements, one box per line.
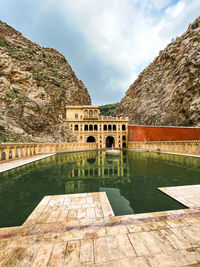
<box><xmin>87</xmin><ymin>136</ymin><xmax>96</xmax><ymax>143</ymax></box>
<box><xmin>65</xmin><ymin>105</ymin><xmax>128</xmax><ymax>149</ymax></box>
<box><xmin>106</xmin><ymin>136</ymin><xmax>115</xmax><ymax>148</ymax></box>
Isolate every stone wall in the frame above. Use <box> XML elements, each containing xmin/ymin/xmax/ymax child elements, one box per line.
<box><xmin>0</xmin><ymin>142</ymin><xmax>98</xmax><ymax>163</ymax></box>
<box><xmin>128</xmin><ymin>140</ymin><xmax>200</xmax><ymax>155</ymax></box>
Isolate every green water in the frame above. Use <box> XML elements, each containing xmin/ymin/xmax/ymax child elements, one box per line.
<box><xmin>0</xmin><ymin>150</ymin><xmax>200</xmax><ymax>228</ymax></box>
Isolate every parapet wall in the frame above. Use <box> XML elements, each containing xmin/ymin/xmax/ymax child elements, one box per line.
<box><xmin>0</xmin><ymin>142</ymin><xmax>98</xmax><ymax>163</ymax></box>
<box><xmin>128</xmin><ymin>140</ymin><xmax>200</xmax><ymax>155</ymax></box>
<box><xmin>128</xmin><ymin>126</ymin><xmax>200</xmax><ymax>142</ymax></box>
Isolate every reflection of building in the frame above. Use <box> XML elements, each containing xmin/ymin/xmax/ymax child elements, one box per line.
<box><xmin>64</xmin><ymin>150</ymin><xmax>131</xmax><ymax>193</ymax></box>
<box><xmin>65</xmin><ymin>105</ymin><xmax>129</xmax><ymax>148</ymax></box>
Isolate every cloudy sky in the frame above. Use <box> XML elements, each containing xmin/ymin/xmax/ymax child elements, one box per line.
<box><xmin>0</xmin><ymin>0</ymin><xmax>200</xmax><ymax>105</ymax></box>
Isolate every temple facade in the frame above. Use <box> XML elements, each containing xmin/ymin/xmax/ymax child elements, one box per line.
<box><xmin>65</xmin><ymin>105</ymin><xmax>129</xmax><ymax>149</ymax></box>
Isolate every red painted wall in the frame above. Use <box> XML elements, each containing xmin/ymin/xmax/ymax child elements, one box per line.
<box><xmin>128</xmin><ymin>126</ymin><xmax>200</xmax><ymax>141</ymax></box>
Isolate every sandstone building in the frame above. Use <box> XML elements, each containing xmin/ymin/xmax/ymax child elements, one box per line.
<box><xmin>65</xmin><ymin>106</ymin><xmax>129</xmax><ymax>149</ymax></box>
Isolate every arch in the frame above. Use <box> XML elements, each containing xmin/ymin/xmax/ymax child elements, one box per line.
<box><xmin>84</xmin><ymin>125</ymin><xmax>88</xmax><ymax>131</ymax></box>
<box><xmin>75</xmin><ymin>124</ymin><xmax>79</xmax><ymax>131</ymax></box>
<box><xmin>1</xmin><ymin>150</ymin><xmax>6</xmax><ymax>161</ymax></box>
<box><xmin>113</xmin><ymin>125</ymin><xmax>116</xmax><ymax>131</ymax></box>
<box><xmin>87</xmin><ymin>158</ymin><xmax>96</xmax><ymax>164</ymax></box>
<box><xmin>122</xmin><ymin>124</ymin><xmax>126</xmax><ymax>131</ymax></box>
<box><xmin>9</xmin><ymin>148</ymin><xmax>13</xmax><ymax>159</ymax></box>
<box><xmin>122</xmin><ymin>142</ymin><xmax>126</xmax><ymax>148</ymax></box>
<box><xmin>106</xmin><ymin>136</ymin><xmax>115</xmax><ymax>148</ymax></box>
<box><xmin>94</xmin><ymin>124</ymin><xmax>98</xmax><ymax>131</ymax></box>
<box><xmin>104</xmin><ymin>124</ymin><xmax>107</xmax><ymax>131</ymax></box>
<box><xmin>108</xmin><ymin>124</ymin><xmax>112</xmax><ymax>131</ymax></box>
<box><xmin>89</xmin><ymin>110</ymin><xmax>93</xmax><ymax>118</ymax></box>
<box><xmin>87</xmin><ymin>136</ymin><xmax>96</xmax><ymax>143</ymax></box>
<box><xmin>89</xmin><ymin>124</ymin><xmax>93</xmax><ymax>131</ymax></box>
<box><xmin>94</xmin><ymin>110</ymin><xmax>98</xmax><ymax>117</ymax></box>
<box><xmin>122</xmin><ymin>135</ymin><xmax>126</xmax><ymax>141</ymax></box>
<box><xmin>84</xmin><ymin>110</ymin><xmax>88</xmax><ymax>118</ymax></box>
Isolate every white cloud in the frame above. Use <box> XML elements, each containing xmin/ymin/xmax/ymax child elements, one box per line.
<box><xmin>44</xmin><ymin>0</ymin><xmax>200</xmax><ymax>95</ymax></box>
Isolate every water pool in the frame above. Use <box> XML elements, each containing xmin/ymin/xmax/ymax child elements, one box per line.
<box><xmin>0</xmin><ymin>150</ymin><xmax>200</xmax><ymax>228</ymax></box>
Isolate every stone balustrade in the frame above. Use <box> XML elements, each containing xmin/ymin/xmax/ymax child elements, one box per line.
<box><xmin>0</xmin><ymin>142</ymin><xmax>98</xmax><ymax>163</ymax></box>
<box><xmin>128</xmin><ymin>140</ymin><xmax>200</xmax><ymax>155</ymax></box>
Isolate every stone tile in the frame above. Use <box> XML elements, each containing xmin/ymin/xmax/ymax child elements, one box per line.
<box><xmin>17</xmin><ymin>243</ymin><xmax>41</xmax><ymax>267</ymax></box>
<box><xmin>147</xmin><ymin>249</ymin><xmax>200</xmax><ymax>267</ymax></box>
<box><xmin>115</xmin><ymin>234</ymin><xmax>137</xmax><ymax>258</ymax></box>
<box><xmin>138</xmin><ymin>231</ymin><xmax>174</xmax><ymax>255</ymax></box>
<box><xmin>86</xmin><ymin>197</ymin><xmax>94</xmax><ymax>204</ymax></box>
<box><xmin>170</xmin><ymin>227</ymin><xmax>198</xmax><ymax>247</ymax></box>
<box><xmin>37</xmin><ymin>212</ymin><xmax>51</xmax><ymax>224</ymax></box>
<box><xmin>3</xmin><ymin>247</ymin><xmax>27</xmax><ymax>267</ymax></box>
<box><xmin>95</xmin><ymin>207</ymin><xmax>104</xmax><ymax>218</ymax></box>
<box><xmin>106</xmin><ymin>225</ymin><xmax>128</xmax><ymax>235</ymax></box>
<box><xmin>0</xmin><ymin>248</ymin><xmax>13</xmax><ymax>266</ymax></box>
<box><xmin>7</xmin><ymin>236</ymin><xmax>35</xmax><ymax>249</ymax></box>
<box><xmin>57</xmin><ymin>209</ymin><xmax>69</xmax><ymax>222</ymax></box>
<box><xmin>80</xmin><ymin>238</ymin><xmax>94</xmax><ymax>264</ymax></box>
<box><xmin>77</xmin><ymin>208</ymin><xmax>86</xmax><ymax>219</ymax></box>
<box><xmin>68</xmin><ymin>209</ymin><xmax>78</xmax><ymax>219</ymax></box>
<box><xmin>32</xmin><ymin>242</ymin><xmax>54</xmax><ymax>267</ymax></box>
<box><xmin>94</xmin><ymin>237</ymin><xmax>109</xmax><ymax>263</ymax></box>
<box><xmin>116</xmin><ymin>257</ymin><xmax>149</xmax><ymax>267</ymax></box>
<box><xmin>160</xmin><ymin>228</ymin><xmax>189</xmax><ymax>249</ymax></box>
<box><xmin>35</xmin><ymin>232</ymin><xmax>60</xmax><ymax>244</ymax></box>
<box><xmin>48</xmin><ymin>242</ymin><xmax>66</xmax><ymax>267</ymax></box>
<box><xmin>46</xmin><ymin>209</ymin><xmax>60</xmax><ymax>223</ymax></box>
<box><xmin>64</xmin><ymin>240</ymin><xmax>81</xmax><ymax>266</ymax></box>
<box><xmin>87</xmin><ymin>208</ymin><xmax>96</xmax><ymax>219</ymax></box>
<box><xmin>84</xmin><ymin>227</ymin><xmax>107</xmax><ymax>239</ymax></box>
<box><xmin>106</xmin><ymin>236</ymin><xmax>123</xmax><ymax>261</ymax></box>
<box><xmin>128</xmin><ymin>232</ymin><xmax>151</xmax><ymax>257</ymax></box>
<box><xmin>60</xmin><ymin>230</ymin><xmax>84</xmax><ymax>242</ymax></box>
<box><xmin>166</xmin><ymin>219</ymin><xmax>189</xmax><ymax>228</ymax></box>
<box><xmin>0</xmin><ymin>238</ymin><xmax>10</xmax><ymax>250</ymax></box>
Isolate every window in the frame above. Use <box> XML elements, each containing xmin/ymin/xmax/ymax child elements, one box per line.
<box><xmin>108</xmin><ymin>124</ymin><xmax>112</xmax><ymax>131</ymax></box>
<box><xmin>89</xmin><ymin>110</ymin><xmax>93</xmax><ymax>118</ymax></box>
<box><xmin>113</xmin><ymin>125</ymin><xmax>116</xmax><ymax>131</ymax></box>
<box><xmin>75</xmin><ymin>113</ymin><xmax>78</xmax><ymax>119</ymax></box>
<box><xmin>89</xmin><ymin>124</ymin><xmax>93</xmax><ymax>131</ymax></box>
<box><xmin>85</xmin><ymin>125</ymin><xmax>88</xmax><ymax>131</ymax></box>
<box><xmin>94</xmin><ymin>124</ymin><xmax>98</xmax><ymax>131</ymax></box>
<box><xmin>75</xmin><ymin>125</ymin><xmax>79</xmax><ymax>131</ymax></box>
<box><xmin>122</xmin><ymin>124</ymin><xmax>126</xmax><ymax>131</ymax></box>
<box><xmin>104</xmin><ymin>125</ymin><xmax>107</xmax><ymax>131</ymax></box>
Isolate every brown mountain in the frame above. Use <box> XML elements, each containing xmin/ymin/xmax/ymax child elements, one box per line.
<box><xmin>116</xmin><ymin>17</ymin><xmax>200</xmax><ymax>127</ymax></box>
<box><xmin>0</xmin><ymin>20</ymin><xmax>91</xmax><ymax>143</ymax></box>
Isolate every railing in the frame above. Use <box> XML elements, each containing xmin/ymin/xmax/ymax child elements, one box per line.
<box><xmin>128</xmin><ymin>140</ymin><xmax>200</xmax><ymax>155</ymax></box>
<box><xmin>0</xmin><ymin>142</ymin><xmax>98</xmax><ymax>163</ymax></box>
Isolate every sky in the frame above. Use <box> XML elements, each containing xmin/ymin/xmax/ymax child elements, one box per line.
<box><xmin>0</xmin><ymin>0</ymin><xmax>200</xmax><ymax>105</ymax></box>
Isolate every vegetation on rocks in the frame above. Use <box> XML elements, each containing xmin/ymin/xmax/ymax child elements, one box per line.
<box><xmin>116</xmin><ymin>16</ymin><xmax>200</xmax><ymax>127</ymax></box>
<box><xmin>99</xmin><ymin>103</ymin><xmax>118</xmax><ymax>116</ymax></box>
<box><xmin>0</xmin><ymin>20</ymin><xmax>91</xmax><ymax>143</ymax></box>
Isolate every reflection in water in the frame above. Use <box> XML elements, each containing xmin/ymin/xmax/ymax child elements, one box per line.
<box><xmin>0</xmin><ymin>150</ymin><xmax>200</xmax><ymax>227</ymax></box>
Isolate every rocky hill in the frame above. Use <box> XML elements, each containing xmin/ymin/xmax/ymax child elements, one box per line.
<box><xmin>116</xmin><ymin>17</ymin><xmax>200</xmax><ymax>127</ymax></box>
<box><xmin>0</xmin><ymin>20</ymin><xmax>91</xmax><ymax>143</ymax></box>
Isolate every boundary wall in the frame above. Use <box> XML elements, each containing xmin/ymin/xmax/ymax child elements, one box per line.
<box><xmin>128</xmin><ymin>126</ymin><xmax>200</xmax><ymax>141</ymax></box>
<box><xmin>0</xmin><ymin>143</ymin><xmax>98</xmax><ymax>163</ymax></box>
<box><xmin>128</xmin><ymin>140</ymin><xmax>200</xmax><ymax>155</ymax></box>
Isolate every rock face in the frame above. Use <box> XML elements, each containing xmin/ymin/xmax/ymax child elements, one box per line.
<box><xmin>116</xmin><ymin>17</ymin><xmax>200</xmax><ymax>127</ymax></box>
<box><xmin>0</xmin><ymin>20</ymin><xmax>91</xmax><ymax>142</ymax></box>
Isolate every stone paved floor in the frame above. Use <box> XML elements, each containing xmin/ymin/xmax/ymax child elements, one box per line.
<box><xmin>0</xmin><ymin>189</ymin><xmax>200</xmax><ymax>266</ymax></box>
<box><xmin>159</xmin><ymin>184</ymin><xmax>200</xmax><ymax>208</ymax></box>
<box><xmin>0</xmin><ymin>154</ymin><xmax>54</xmax><ymax>173</ymax></box>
